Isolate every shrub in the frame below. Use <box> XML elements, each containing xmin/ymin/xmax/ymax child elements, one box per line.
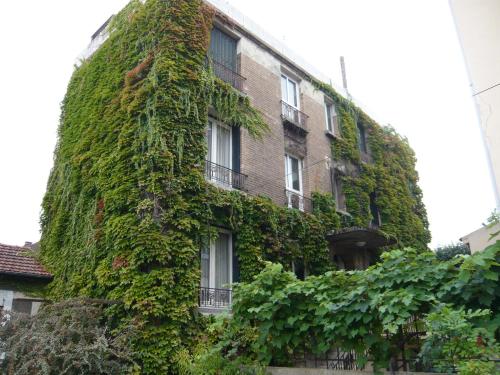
<box><xmin>0</xmin><ymin>299</ymin><xmax>137</xmax><ymax>375</ymax></box>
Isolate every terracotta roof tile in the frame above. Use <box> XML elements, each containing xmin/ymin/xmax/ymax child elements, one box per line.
<box><xmin>0</xmin><ymin>243</ymin><xmax>52</xmax><ymax>279</ymax></box>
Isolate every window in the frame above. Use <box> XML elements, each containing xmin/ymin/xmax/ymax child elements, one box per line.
<box><xmin>357</xmin><ymin>122</ymin><xmax>368</xmax><ymax>153</ymax></box>
<box><xmin>209</xmin><ymin>27</ymin><xmax>237</xmax><ymax>70</ymax></box>
<box><xmin>200</xmin><ymin>231</ymin><xmax>233</xmax><ymax>308</ymax></box>
<box><xmin>285</xmin><ymin>154</ymin><xmax>303</xmax><ymax>193</ymax></box>
<box><xmin>281</xmin><ymin>74</ymin><xmax>299</xmax><ymax>108</ymax></box>
<box><xmin>206</xmin><ymin>119</ymin><xmax>232</xmax><ymax>186</ymax></box>
<box><xmin>325</xmin><ymin>102</ymin><xmax>338</xmax><ymax>134</ymax></box>
<box><xmin>11</xmin><ymin>299</ymin><xmax>32</xmax><ymax>315</ymax></box>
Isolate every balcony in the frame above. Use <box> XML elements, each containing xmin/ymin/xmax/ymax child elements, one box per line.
<box><xmin>281</xmin><ymin>101</ymin><xmax>309</xmax><ymax>135</ymax></box>
<box><xmin>205</xmin><ymin>160</ymin><xmax>247</xmax><ymax>190</ymax></box>
<box><xmin>285</xmin><ymin>189</ymin><xmax>313</xmax><ymax>213</ymax></box>
<box><xmin>199</xmin><ymin>287</ymin><xmax>231</xmax><ymax>309</ymax></box>
<box><xmin>209</xmin><ymin>59</ymin><xmax>246</xmax><ymax>92</ymax></box>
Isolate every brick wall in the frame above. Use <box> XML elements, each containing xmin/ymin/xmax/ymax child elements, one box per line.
<box><xmin>238</xmin><ymin>51</ymin><xmax>334</xmax><ymax>207</ymax></box>
<box><xmin>239</xmin><ymin>53</ymin><xmax>287</xmax><ymax>205</ymax></box>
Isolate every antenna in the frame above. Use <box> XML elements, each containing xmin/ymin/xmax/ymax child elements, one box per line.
<box><xmin>340</xmin><ymin>56</ymin><xmax>351</xmax><ymax>100</ymax></box>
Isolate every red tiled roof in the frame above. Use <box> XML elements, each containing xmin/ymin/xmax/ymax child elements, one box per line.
<box><xmin>0</xmin><ymin>243</ymin><xmax>52</xmax><ymax>279</ymax></box>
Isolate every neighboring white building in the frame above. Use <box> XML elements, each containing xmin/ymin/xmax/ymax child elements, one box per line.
<box><xmin>450</xmin><ymin>0</ymin><xmax>500</xmax><ymax>210</ymax></box>
<box><xmin>460</xmin><ymin>222</ymin><xmax>500</xmax><ymax>254</ymax></box>
<box><xmin>450</xmin><ymin>0</ymin><xmax>500</xmax><ymax>252</ymax></box>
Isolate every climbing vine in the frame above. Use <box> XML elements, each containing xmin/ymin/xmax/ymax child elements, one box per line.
<box><xmin>40</xmin><ymin>0</ymin><xmax>429</xmax><ymax>372</ymax></box>
<box><xmin>313</xmin><ymin>81</ymin><xmax>431</xmax><ymax>248</ymax></box>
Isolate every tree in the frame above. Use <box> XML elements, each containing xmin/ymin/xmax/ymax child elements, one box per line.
<box><xmin>435</xmin><ymin>242</ymin><xmax>471</xmax><ymax>261</ymax></box>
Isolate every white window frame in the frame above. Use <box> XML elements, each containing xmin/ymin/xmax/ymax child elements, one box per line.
<box><xmin>207</xmin><ymin>118</ymin><xmax>232</xmax><ymax>169</ymax></box>
<box><xmin>324</xmin><ymin>102</ymin><xmax>337</xmax><ymax>134</ymax></box>
<box><xmin>285</xmin><ymin>154</ymin><xmax>303</xmax><ymax>194</ymax></box>
<box><xmin>281</xmin><ymin>74</ymin><xmax>300</xmax><ymax>109</ymax></box>
<box><xmin>207</xmin><ymin>118</ymin><xmax>233</xmax><ymax>189</ymax></box>
<box><xmin>202</xmin><ymin>230</ymin><xmax>233</xmax><ymax>291</ymax></box>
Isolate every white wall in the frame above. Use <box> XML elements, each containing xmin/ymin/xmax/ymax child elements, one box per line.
<box><xmin>450</xmin><ymin>0</ymin><xmax>500</xmax><ymax>211</ymax></box>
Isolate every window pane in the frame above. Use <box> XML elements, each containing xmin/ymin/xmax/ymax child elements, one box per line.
<box><xmin>216</xmin><ymin>124</ymin><xmax>231</xmax><ymax>169</ymax></box>
<box><xmin>325</xmin><ymin>104</ymin><xmax>332</xmax><ymax>131</ymax></box>
<box><xmin>200</xmin><ymin>244</ymin><xmax>210</xmax><ymax>288</ymax></box>
<box><xmin>214</xmin><ymin>233</ymin><xmax>230</xmax><ymax>289</ymax></box>
<box><xmin>281</xmin><ymin>75</ymin><xmax>288</xmax><ymax>102</ymax></box>
<box><xmin>291</xmin><ymin>157</ymin><xmax>300</xmax><ymax>191</ymax></box>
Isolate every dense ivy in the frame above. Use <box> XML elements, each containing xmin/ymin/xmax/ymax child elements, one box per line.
<box><xmin>40</xmin><ymin>0</ymin><xmax>430</xmax><ymax>372</ymax></box>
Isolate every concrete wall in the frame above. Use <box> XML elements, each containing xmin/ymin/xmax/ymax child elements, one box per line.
<box><xmin>450</xmin><ymin>0</ymin><xmax>500</xmax><ymax>211</ymax></box>
<box><xmin>267</xmin><ymin>367</ymin><xmax>437</xmax><ymax>375</ymax></box>
<box><xmin>460</xmin><ymin>222</ymin><xmax>500</xmax><ymax>253</ymax></box>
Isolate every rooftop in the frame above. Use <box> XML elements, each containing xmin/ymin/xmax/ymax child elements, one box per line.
<box><xmin>0</xmin><ymin>243</ymin><xmax>52</xmax><ymax>280</ymax></box>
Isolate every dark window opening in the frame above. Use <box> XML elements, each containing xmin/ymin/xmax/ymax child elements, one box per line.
<box><xmin>369</xmin><ymin>192</ymin><xmax>381</xmax><ymax>228</ymax></box>
<box><xmin>357</xmin><ymin>122</ymin><xmax>368</xmax><ymax>153</ymax></box>
<box><xmin>292</xmin><ymin>260</ymin><xmax>305</xmax><ymax>280</ymax></box>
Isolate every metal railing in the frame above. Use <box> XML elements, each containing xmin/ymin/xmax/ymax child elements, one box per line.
<box><xmin>209</xmin><ymin>59</ymin><xmax>246</xmax><ymax>91</ymax></box>
<box><xmin>205</xmin><ymin>160</ymin><xmax>247</xmax><ymax>190</ymax></box>
<box><xmin>281</xmin><ymin>100</ymin><xmax>308</xmax><ymax>131</ymax></box>
<box><xmin>285</xmin><ymin>189</ymin><xmax>313</xmax><ymax>213</ymax></box>
<box><xmin>199</xmin><ymin>287</ymin><xmax>232</xmax><ymax>309</ymax></box>
<box><xmin>293</xmin><ymin>348</ymin><xmax>365</xmax><ymax>370</ymax></box>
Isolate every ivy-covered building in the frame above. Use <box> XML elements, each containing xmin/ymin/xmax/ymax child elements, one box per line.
<box><xmin>40</xmin><ymin>0</ymin><xmax>430</xmax><ymax>372</ymax></box>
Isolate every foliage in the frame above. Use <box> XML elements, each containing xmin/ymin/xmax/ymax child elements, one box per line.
<box><xmin>435</xmin><ymin>242</ymin><xmax>471</xmax><ymax>261</ymax></box>
<box><xmin>40</xmin><ymin>0</ymin><xmax>430</xmax><ymax>372</ymax></box>
<box><xmin>0</xmin><ymin>299</ymin><xmax>137</xmax><ymax>375</ymax></box>
<box><xmin>221</xmin><ymin>244</ymin><xmax>500</xmax><ymax>370</ymax></box>
<box><xmin>420</xmin><ymin>305</ymin><xmax>499</xmax><ymax>374</ymax></box>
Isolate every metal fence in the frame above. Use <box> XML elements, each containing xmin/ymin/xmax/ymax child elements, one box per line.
<box><xmin>205</xmin><ymin>160</ymin><xmax>247</xmax><ymax>190</ymax></box>
<box><xmin>281</xmin><ymin>101</ymin><xmax>308</xmax><ymax>132</ymax></box>
<box><xmin>210</xmin><ymin>59</ymin><xmax>246</xmax><ymax>91</ymax></box>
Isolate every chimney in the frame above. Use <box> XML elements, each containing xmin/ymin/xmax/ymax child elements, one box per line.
<box><xmin>340</xmin><ymin>56</ymin><xmax>352</xmax><ymax>100</ymax></box>
<box><xmin>24</xmin><ymin>241</ymin><xmax>33</xmax><ymax>248</ymax></box>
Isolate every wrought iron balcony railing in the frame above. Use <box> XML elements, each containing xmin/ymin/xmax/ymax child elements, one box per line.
<box><xmin>199</xmin><ymin>287</ymin><xmax>232</xmax><ymax>309</ymax></box>
<box><xmin>205</xmin><ymin>160</ymin><xmax>247</xmax><ymax>190</ymax></box>
<box><xmin>285</xmin><ymin>189</ymin><xmax>313</xmax><ymax>213</ymax></box>
<box><xmin>281</xmin><ymin>100</ymin><xmax>308</xmax><ymax>132</ymax></box>
<box><xmin>209</xmin><ymin>59</ymin><xmax>246</xmax><ymax>91</ymax></box>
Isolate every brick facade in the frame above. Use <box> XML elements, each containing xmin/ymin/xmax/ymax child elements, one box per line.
<box><xmin>235</xmin><ymin>37</ymin><xmax>335</xmax><ymax>208</ymax></box>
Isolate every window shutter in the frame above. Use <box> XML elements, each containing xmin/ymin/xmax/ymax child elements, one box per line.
<box><xmin>232</xmin><ymin>235</ymin><xmax>240</xmax><ymax>283</ymax></box>
<box><xmin>210</xmin><ymin>28</ymin><xmax>237</xmax><ymax>70</ymax></box>
<box><xmin>232</xmin><ymin>127</ymin><xmax>240</xmax><ymax>173</ymax></box>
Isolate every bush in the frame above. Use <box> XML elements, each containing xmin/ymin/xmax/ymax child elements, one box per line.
<box><xmin>0</xmin><ymin>299</ymin><xmax>137</xmax><ymax>375</ymax></box>
<box><xmin>420</xmin><ymin>305</ymin><xmax>499</xmax><ymax>374</ymax></box>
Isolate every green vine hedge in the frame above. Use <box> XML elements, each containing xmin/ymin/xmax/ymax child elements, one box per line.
<box><xmin>40</xmin><ymin>0</ymin><xmax>429</xmax><ymax>372</ymax></box>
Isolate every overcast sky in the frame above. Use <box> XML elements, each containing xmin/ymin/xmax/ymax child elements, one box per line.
<box><xmin>0</xmin><ymin>0</ymin><xmax>494</xmax><ymax>248</ymax></box>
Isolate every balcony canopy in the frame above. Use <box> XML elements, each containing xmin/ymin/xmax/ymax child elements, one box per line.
<box><xmin>326</xmin><ymin>227</ymin><xmax>396</xmax><ymax>254</ymax></box>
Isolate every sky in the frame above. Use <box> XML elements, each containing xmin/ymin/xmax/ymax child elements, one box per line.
<box><xmin>0</xmin><ymin>0</ymin><xmax>495</xmax><ymax>248</ymax></box>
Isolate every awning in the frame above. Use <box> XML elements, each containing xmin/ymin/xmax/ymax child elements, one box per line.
<box><xmin>326</xmin><ymin>227</ymin><xmax>396</xmax><ymax>254</ymax></box>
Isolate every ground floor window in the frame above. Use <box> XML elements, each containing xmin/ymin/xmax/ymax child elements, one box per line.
<box><xmin>200</xmin><ymin>231</ymin><xmax>232</xmax><ymax>308</ymax></box>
